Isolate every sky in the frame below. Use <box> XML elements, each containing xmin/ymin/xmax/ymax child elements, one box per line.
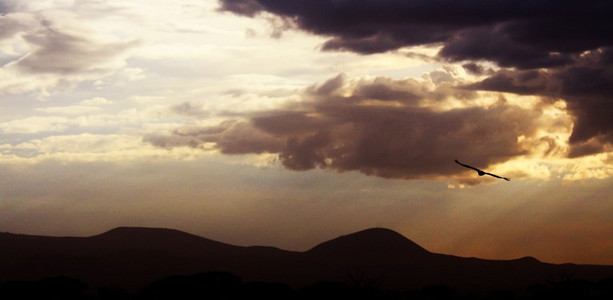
<box><xmin>1</xmin><ymin>0</ymin><xmax>612</xmax><ymax>265</ymax></box>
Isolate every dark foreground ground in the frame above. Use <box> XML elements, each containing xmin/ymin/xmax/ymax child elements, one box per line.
<box><xmin>1</xmin><ymin>271</ymin><xmax>612</xmax><ymax>300</ymax></box>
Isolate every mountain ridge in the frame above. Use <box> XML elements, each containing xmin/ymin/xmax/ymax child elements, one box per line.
<box><xmin>307</xmin><ymin>227</ymin><xmax>429</xmax><ymax>254</ymax></box>
<box><xmin>1</xmin><ymin>226</ymin><xmax>612</xmax><ymax>292</ymax></box>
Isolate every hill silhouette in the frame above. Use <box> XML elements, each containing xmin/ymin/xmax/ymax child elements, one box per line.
<box><xmin>307</xmin><ymin>228</ymin><xmax>429</xmax><ymax>257</ymax></box>
<box><xmin>1</xmin><ymin>226</ymin><xmax>612</xmax><ymax>297</ymax></box>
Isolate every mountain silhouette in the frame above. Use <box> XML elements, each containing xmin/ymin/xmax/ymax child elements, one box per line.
<box><xmin>90</xmin><ymin>227</ymin><xmax>243</xmax><ymax>254</ymax></box>
<box><xmin>1</xmin><ymin>226</ymin><xmax>612</xmax><ymax>295</ymax></box>
<box><xmin>307</xmin><ymin>228</ymin><xmax>429</xmax><ymax>257</ymax></box>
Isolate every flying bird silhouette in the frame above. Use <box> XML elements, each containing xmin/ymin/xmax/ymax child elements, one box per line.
<box><xmin>455</xmin><ymin>159</ymin><xmax>510</xmax><ymax>181</ymax></box>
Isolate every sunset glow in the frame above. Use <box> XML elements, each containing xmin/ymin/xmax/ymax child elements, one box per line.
<box><xmin>1</xmin><ymin>0</ymin><xmax>612</xmax><ymax>265</ymax></box>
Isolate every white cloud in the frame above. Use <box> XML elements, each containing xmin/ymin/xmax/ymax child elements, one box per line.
<box><xmin>0</xmin><ymin>133</ymin><xmax>213</xmax><ymax>163</ymax></box>
<box><xmin>37</xmin><ymin>105</ymin><xmax>101</xmax><ymax>115</ymax></box>
<box><xmin>0</xmin><ymin>116</ymin><xmax>69</xmax><ymax>134</ymax></box>
<box><xmin>79</xmin><ymin>96</ymin><xmax>112</xmax><ymax>106</ymax></box>
<box><xmin>34</xmin><ymin>97</ymin><xmax>112</xmax><ymax>115</ymax></box>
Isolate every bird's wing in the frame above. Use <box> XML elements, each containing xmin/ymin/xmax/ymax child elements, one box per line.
<box><xmin>484</xmin><ymin>172</ymin><xmax>502</xmax><ymax>179</ymax></box>
<box><xmin>455</xmin><ymin>160</ymin><xmax>483</xmax><ymax>172</ymax></box>
<box><xmin>484</xmin><ymin>172</ymin><xmax>510</xmax><ymax>181</ymax></box>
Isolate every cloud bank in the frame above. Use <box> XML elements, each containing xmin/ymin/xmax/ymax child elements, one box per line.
<box><xmin>144</xmin><ymin>0</ymin><xmax>610</xmax><ymax>182</ymax></box>
<box><xmin>215</xmin><ymin>0</ymin><xmax>613</xmax><ymax>159</ymax></box>
<box><xmin>146</xmin><ymin>73</ymin><xmax>567</xmax><ymax>182</ymax></box>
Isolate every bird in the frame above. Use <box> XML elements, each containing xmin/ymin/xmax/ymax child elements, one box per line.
<box><xmin>455</xmin><ymin>159</ymin><xmax>510</xmax><ymax>181</ymax></box>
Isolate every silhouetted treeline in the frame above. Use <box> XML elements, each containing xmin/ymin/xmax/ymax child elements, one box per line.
<box><xmin>1</xmin><ymin>272</ymin><xmax>612</xmax><ymax>300</ymax></box>
<box><xmin>0</xmin><ymin>276</ymin><xmax>88</xmax><ymax>300</ymax></box>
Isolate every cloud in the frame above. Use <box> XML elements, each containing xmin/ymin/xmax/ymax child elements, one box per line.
<box><xmin>2</xmin><ymin>5</ymin><xmax>137</xmax><ymax>74</ymax></box>
<box><xmin>0</xmin><ymin>116</ymin><xmax>69</xmax><ymax>134</ymax></box>
<box><xmin>15</xmin><ymin>25</ymin><xmax>138</xmax><ymax>75</ymax></box>
<box><xmin>217</xmin><ymin>0</ymin><xmax>613</xmax><ymax>158</ymax></box>
<box><xmin>218</xmin><ymin>0</ymin><xmax>611</xmax><ymax>66</ymax></box>
<box><xmin>79</xmin><ymin>97</ymin><xmax>112</xmax><ymax>106</ymax></box>
<box><xmin>466</xmin><ymin>50</ymin><xmax>613</xmax><ymax>156</ymax></box>
<box><xmin>34</xmin><ymin>97</ymin><xmax>111</xmax><ymax>115</ymax></box>
<box><xmin>146</xmin><ymin>74</ymin><xmax>557</xmax><ymax>182</ymax></box>
<box><xmin>170</xmin><ymin>101</ymin><xmax>211</xmax><ymax>118</ymax></box>
<box><xmin>0</xmin><ymin>11</ymin><xmax>37</xmax><ymax>42</ymax></box>
<box><xmin>0</xmin><ymin>132</ymin><xmax>209</xmax><ymax>163</ymax></box>
<box><xmin>0</xmin><ymin>5</ymin><xmax>141</xmax><ymax>98</ymax></box>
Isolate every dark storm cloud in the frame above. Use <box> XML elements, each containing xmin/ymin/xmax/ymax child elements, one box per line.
<box><xmin>217</xmin><ymin>0</ymin><xmax>613</xmax><ymax>157</ymax></box>
<box><xmin>468</xmin><ymin>49</ymin><xmax>613</xmax><ymax>156</ymax></box>
<box><xmin>218</xmin><ymin>0</ymin><xmax>613</xmax><ymax>68</ymax></box>
<box><xmin>466</xmin><ymin>69</ymin><xmax>550</xmax><ymax>95</ymax></box>
<box><xmin>438</xmin><ymin>26</ymin><xmax>574</xmax><ymax>69</ymax></box>
<box><xmin>146</xmin><ymin>75</ymin><xmax>541</xmax><ymax>180</ymax></box>
<box><xmin>461</xmin><ymin>63</ymin><xmax>486</xmax><ymax>76</ymax></box>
